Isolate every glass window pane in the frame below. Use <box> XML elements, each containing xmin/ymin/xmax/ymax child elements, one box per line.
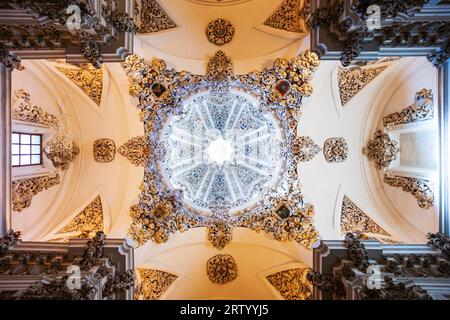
<box><xmin>31</xmin><ymin>135</ymin><xmax>41</xmax><ymax>145</ymax></box>
<box><xmin>20</xmin><ymin>145</ymin><xmax>30</xmax><ymax>154</ymax></box>
<box><xmin>31</xmin><ymin>155</ymin><xmax>41</xmax><ymax>164</ymax></box>
<box><xmin>31</xmin><ymin>145</ymin><xmax>41</xmax><ymax>154</ymax></box>
<box><xmin>20</xmin><ymin>134</ymin><xmax>30</xmax><ymax>144</ymax></box>
<box><xmin>20</xmin><ymin>155</ymin><xmax>30</xmax><ymax>165</ymax></box>
<box><xmin>11</xmin><ymin>144</ymin><xmax>20</xmax><ymax>155</ymax></box>
<box><xmin>12</xmin><ymin>155</ymin><xmax>20</xmax><ymax>166</ymax></box>
<box><xmin>12</xmin><ymin>133</ymin><xmax>20</xmax><ymax>143</ymax></box>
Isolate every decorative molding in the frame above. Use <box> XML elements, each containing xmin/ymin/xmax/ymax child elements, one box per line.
<box><xmin>206</xmin><ymin>18</ymin><xmax>235</xmax><ymax>46</ymax></box>
<box><xmin>123</xmin><ymin>50</ymin><xmax>320</xmax><ymax>249</ymax></box>
<box><xmin>56</xmin><ymin>66</ymin><xmax>103</xmax><ymax>105</ymax></box>
<box><xmin>208</xmin><ymin>217</ymin><xmax>233</xmax><ymax>250</ymax></box>
<box><xmin>306</xmin><ymin>270</ymin><xmax>345</xmax><ymax>298</ymax></box>
<box><xmin>206</xmin><ymin>254</ymin><xmax>238</xmax><ymax>284</ymax></box>
<box><xmin>0</xmin><ymin>230</ymin><xmax>21</xmax><ymax>255</ymax></box>
<box><xmin>134</xmin><ymin>268</ymin><xmax>177</xmax><ymax>300</ymax></box>
<box><xmin>12</xmin><ymin>174</ymin><xmax>60</xmax><ymax>212</ymax></box>
<box><xmin>93</xmin><ymin>139</ymin><xmax>116</xmax><ymax>163</ymax></box>
<box><xmin>310</xmin><ymin>0</ymin><xmax>450</xmax><ymax>67</ymax></box>
<box><xmin>12</xmin><ymin>89</ymin><xmax>59</xmax><ymax>128</ymax></box>
<box><xmin>341</xmin><ymin>196</ymin><xmax>390</xmax><ymax>237</ymax></box>
<box><xmin>0</xmin><ymin>232</ymin><xmax>134</xmax><ymax>300</ymax></box>
<box><xmin>338</xmin><ymin>66</ymin><xmax>387</xmax><ymax>106</ymax></box>
<box><xmin>344</xmin><ymin>233</ymin><xmax>369</xmax><ymax>272</ymax></box>
<box><xmin>266</xmin><ymin>268</ymin><xmax>312</xmax><ymax>300</ymax></box>
<box><xmin>293</xmin><ymin>136</ymin><xmax>321</xmax><ymax>162</ymax></box>
<box><xmin>365</xmin><ymin>130</ymin><xmax>399</xmax><ymax>169</ymax></box>
<box><xmin>134</xmin><ymin>0</ymin><xmax>177</xmax><ymax>34</ymax></box>
<box><xmin>103</xmin><ymin>270</ymin><xmax>135</xmax><ymax>299</ymax></box>
<box><xmin>0</xmin><ymin>43</ymin><xmax>23</xmax><ymax>70</ymax></box>
<box><xmin>57</xmin><ymin>196</ymin><xmax>104</xmax><ymax>235</ymax></box>
<box><xmin>383</xmin><ymin>89</ymin><xmax>434</xmax><ymax>127</ymax></box>
<box><xmin>384</xmin><ymin>174</ymin><xmax>434</xmax><ymax>209</ymax></box>
<box><xmin>263</xmin><ymin>0</ymin><xmax>309</xmax><ymax>33</ymax></box>
<box><xmin>323</xmin><ymin>137</ymin><xmax>348</xmax><ymax>163</ymax></box>
<box><xmin>207</xmin><ymin>50</ymin><xmax>233</xmax><ymax>81</ymax></box>
<box><xmin>1</xmin><ymin>1</ymin><xmax>136</xmax><ymax>69</ymax></box>
<box><xmin>79</xmin><ymin>231</ymin><xmax>106</xmax><ymax>271</ymax></box>
<box><xmin>44</xmin><ymin>134</ymin><xmax>80</xmax><ymax>171</ymax></box>
<box><xmin>117</xmin><ymin>136</ymin><xmax>150</xmax><ymax>167</ymax></box>
<box><xmin>360</xmin><ymin>277</ymin><xmax>432</xmax><ymax>300</ymax></box>
<box><xmin>427</xmin><ymin>233</ymin><xmax>450</xmax><ymax>259</ymax></box>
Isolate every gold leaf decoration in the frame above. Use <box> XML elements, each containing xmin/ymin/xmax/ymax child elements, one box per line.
<box><xmin>57</xmin><ymin>196</ymin><xmax>104</xmax><ymax>234</ymax></box>
<box><xmin>134</xmin><ymin>268</ymin><xmax>177</xmax><ymax>300</ymax></box>
<box><xmin>56</xmin><ymin>66</ymin><xmax>103</xmax><ymax>105</ymax></box>
<box><xmin>338</xmin><ymin>66</ymin><xmax>387</xmax><ymax>106</ymax></box>
<box><xmin>267</xmin><ymin>268</ymin><xmax>312</xmax><ymax>300</ymax></box>
<box><xmin>117</xmin><ymin>136</ymin><xmax>151</xmax><ymax>167</ymax></box>
<box><xmin>341</xmin><ymin>196</ymin><xmax>390</xmax><ymax>236</ymax></box>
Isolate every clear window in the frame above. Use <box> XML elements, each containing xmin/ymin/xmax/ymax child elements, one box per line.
<box><xmin>12</xmin><ymin>132</ymin><xmax>42</xmax><ymax>167</ymax></box>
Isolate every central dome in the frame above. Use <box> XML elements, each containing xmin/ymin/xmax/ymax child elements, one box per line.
<box><xmin>160</xmin><ymin>90</ymin><xmax>283</xmax><ymax>214</ymax></box>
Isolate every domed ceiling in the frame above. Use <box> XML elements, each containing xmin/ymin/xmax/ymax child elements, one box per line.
<box><xmin>8</xmin><ymin>0</ymin><xmax>441</xmax><ymax>300</ymax></box>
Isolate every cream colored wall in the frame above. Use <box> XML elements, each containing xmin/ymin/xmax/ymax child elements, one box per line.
<box><xmin>11</xmin><ymin>61</ymin><xmax>143</xmax><ymax>240</ymax></box>
<box><xmin>299</xmin><ymin>57</ymin><xmax>438</xmax><ymax>243</ymax></box>
<box><xmin>135</xmin><ymin>227</ymin><xmax>311</xmax><ymax>300</ymax></box>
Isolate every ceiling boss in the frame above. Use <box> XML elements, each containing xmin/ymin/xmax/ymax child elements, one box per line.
<box><xmin>123</xmin><ymin>49</ymin><xmax>320</xmax><ymax>250</ymax></box>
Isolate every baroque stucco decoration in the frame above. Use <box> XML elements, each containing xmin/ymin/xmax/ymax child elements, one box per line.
<box><xmin>12</xmin><ymin>89</ymin><xmax>59</xmax><ymax>128</ymax></box>
<box><xmin>293</xmin><ymin>136</ymin><xmax>321</xmax><ymax>162</ymax></box>
<box><xmin>206</xmin><ymin>254</ymin><xmax>238</xmax><ymax>284</ymax></box>
<box><xmin>12</xmin><ymin>174</ymin><xmax>60</xmax><ymax>212</ymax></box>
<box><xmin>365</xmin><ymin>130</ymin><xmax>400</xmax><ymax>169</ymax></box>
<box><xmin>338</xmin><ymin>66</ymin><xmax>387</xmax><ymax>106</ymax></box>
<box><xmin>134</xmin><ymin>0</ymin><xmax>177</xmax><ymax>34</ymax></box>
<box><xmin>206</xmin><ymin>18</ymin><xmax>235</xmax><ymax>46</ymax></box>
<box><xmin>93</xmin><ymin>138</ymin><xmax>116</xmax><ymax>163</ymax></box>
<box><xmin>44</xmin><ymin>134</ymin><xmax>80</xmax><ymax>171</ymax></box>
<box><xmin>384</xmin><ymin>175</ymin><xmax>434</xmax><ymax>209</ymax></box>
<box><xmin>383</xmin><ymin>89</ymin><xmax>434</xmax><ymax>127</ymax></box>
<box><xmin>134</xmin><ymin>268</ymin><xmax>177</xmax><ymax>300</ymax></box>
<box><xmin>340</xmin><ymin>196</ymin><xmax>390</xmax><ymax>237</ymax></box>
<box><xmin>57</xmin><ymin>196</ymin><xmax>104</xmax><ymax>235</ymax></box>
<box><xmin>117</xmin><ymin>136</ymin><xmax>151</xmax><ymax>167</ymax></box>
<box><xmin>263</xmin><ymin>0</ymin><xmax>310</xmax><ymax>33</ymax></box>
<box><xmin>56</xmin><ymin>66</ymin><xmax>103</xmax><ymax>106</ymax></box>
<box><xmin>123</xmin><ymin>49</ymin><xmax>320</xmax><ymax>250</ymax></box>
<box><xmin>323</xmin><ymin>137</ymin><xmax>348</xmax><ymax>163</ymax></box>
<box><xmin>266</xmin><ymin>268</ymin><xmax>312</xmax><ymax>300</ymax></box>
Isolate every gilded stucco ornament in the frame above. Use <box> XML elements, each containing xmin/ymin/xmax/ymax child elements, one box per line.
<box><xmin>57</xmin><ymin>196</ymin><xmax>104</xmax><ymax>235</ymax></box>
<box><xmin>134</xmin><ymin>0</ymin><xmax>177</xmax><ymax>34</ymax></box>
<box><xmin>44</xmin><ymin>134</ymin><xmax>80</xmax><ymax>171</ymax></box>
<box><xmin>341</xmin><ymin>196</ymin><xmax>390</xmax><ymax>237</ymax></box>
<box><xmin>123</xmin><ymin>49</ymin><xmax>320</xmax><ymax>250</ymax></box>
<box><xmin>267</xmin><ymin>268</ymin><xmax>312</xmax><ymax>300</ymax></box>
<box><xmin>365</xmin><ymin>130</ymin><xmax>399</xmax><ymax>169</ymax></box>
<box><xmin>206</xmin><ymin>18</ymin><xmax>235</xmax><ymax>46</ymax></box>
<box><xmin>383</xmin><ymin>89</ymin><xmax>434</xmax><ymax>127</ymax></box>
<box><xmin>323</xmin><ymin>137</ymin><xmax>348</xmax><ymax>163</ymax></box>
<box><xmin>93</xmin><ymin>138</ymin><xmax>116</xmax><ymax>163</ymax></box>
<box><xmin>384</xmin><ymin>175</ymin><xmax>434</xmax><ymax>209</ymax></box>
<box><xmin>264</xmin><ymin>0</ymin><xmax>310</xmax><ymax>33</ymax></box>
<box><xmin>56</xmin><ymin>66</ymin><xmax>103</xmax><ymax>105</ymax></box>
<box><xmin>12</xmin><ymin>89</ymin><xmax>59</xmax><ymax>128</ymax></box>
<box><xmin>12</xmin><ymin>175</ymin><xmax>60</xmax><ymax>212</ymax></box>
<box><xmin>117</xmin><ymin>136</ymin><xmax>151</xmax><ymax>167</ymax></box>
<box><xmin>134</xmin><ymin>268</ymin><xmax>177</xmax><ymax>300</ymax></box>
<box><xmin>338</xmin><ymin>66</ymin><xmax>387</xmax><ymax>106</ymax></box>
<box><xmin>206</xmin><ymin>254</ymin><xmax>238</xmax><ymax>284</ymax></box>
<box><xmin>293</xmin><ymin>136</ymin><xmax>321</xmax><ymax>162</ymax></box>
